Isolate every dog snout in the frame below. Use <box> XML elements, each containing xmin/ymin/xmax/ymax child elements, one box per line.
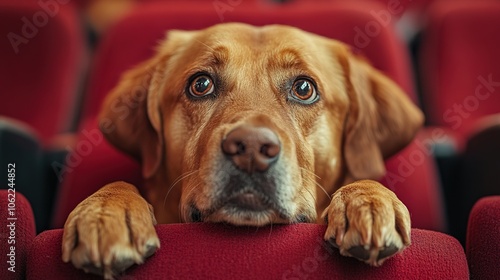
<box><xmin>221</xmin><ymin>125</ymin><xmax>281</xmax><ymax>173</ymax></box>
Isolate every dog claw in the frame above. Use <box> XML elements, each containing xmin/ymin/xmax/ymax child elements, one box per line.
<box><xmin>327</xmin><ymin>238</ymin><xmax>339</xmax><ymax>248</ymax></box>
<box><xmin>345</xmin><ymin>244</ymin><xmax>399</xmax><ymax>263</ymax></box>
<box><xmin>144</xmin><ymin>243</ymin><xmax>158</xmax><ymax>258</ymax></box>
<box><xmin>347</xmin><ymin>246</ymin><xmax>371</xmax><ymax>261</ymax></box>
<box><xmin>377</xmin><ymin>244</ymin><xmax>399</xmax><ymax>260</ymax></box>
<box><xmin>81</xmin><ymin>263</ymin><xmax>104</xmax><ymax>276</ymax></box>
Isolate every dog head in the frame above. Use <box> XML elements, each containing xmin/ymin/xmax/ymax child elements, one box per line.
<box><xmin>99</xmin><ymin>23</ymin><xmax>423</xmax><ymax>226</ymax></box>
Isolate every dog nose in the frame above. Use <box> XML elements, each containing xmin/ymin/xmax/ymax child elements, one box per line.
<box><xmin>222</xmin><ymin>125</ymin><xmax>280</xmax><ymax>173</ymax></box>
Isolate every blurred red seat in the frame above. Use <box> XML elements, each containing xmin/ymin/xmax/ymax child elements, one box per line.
<box><xmin>466</xmin><ymin>196</ymin><xmax>500</xmax><ymax>280</ymax></box>
<box><xmin>52</xmin><ymin>1</ymin><xmax>445</xmax><ymax>235</ymax></box>
<box><xmin>419</xmin><ymin>1</ymin><xmax>500</xmax><ymax>145</ymax></box>
<box><xmin>0</xmin><ymin>0</ymin><xmax>84</xmax><ymax>145</ymax></box>
<box><xmin>0</xmin><ymin>190</ymin><xmax>36</xmax><ymax>280</ymax></box>
<box><xmin>79</xmin><ymin>0</ymin><xmax>417</xmax><ymax>121</ymax></box>
<box><xmin>452</xmin><ymin>117</ymin><xmax>500</xmax><ymax>244</ymax></box>
<box><xmin>419</xmin><ymin>0</ymin><xmax>500</xmax><ymax>243</ymax></box>
<box><xmin>0</xmin><ymin>0</ymin><xmax>85</xmax><ymax>232</ymax></box>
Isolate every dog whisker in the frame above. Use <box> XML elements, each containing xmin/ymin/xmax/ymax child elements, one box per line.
<box><xmin>314</xmin><ymin>181</ymin><xmax>331</xmax><ymax>200</ymax></box>
<box><xmin>163</xmin><ymin>170</ymin><xmax>200</xmax><ymax>210</ymax></box>
<box><xmin>268</xmin><ymin>222</ymin><xmax>273</xmax><ymax>239</ymax></box>
<box><xmin>301</xmin><ymin>184</ymin><xmax>317</xmax><ymax>206</ymax></box>
<box><xmin>300</xmin><ymin>167</ymin><xmax>331</xmax><ymax>200</ymax></box>
<box><xmin>300</xmin><ymin>167</ymin><xmax>322</xmax><ymax>180</ymax></box>
<box><xmin>178</xmin><ymin>181</ymin><xmax>202</xmax><ymax>222</ymax></box>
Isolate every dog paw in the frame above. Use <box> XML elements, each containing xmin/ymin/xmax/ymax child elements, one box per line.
<box><xmin>62</xmin><ymin>182</ymin><xmax>160</xmax><ymax>279</ymax></box>
<box><xmin>322</xmin><ymin>180</ymin><xmax>411</xmax><ymax>266</ymax></box>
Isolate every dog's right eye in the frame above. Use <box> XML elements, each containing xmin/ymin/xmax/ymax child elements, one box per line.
<box><xmin>289</xmin><ymin>78</ymin><xmax>318</xmax><ymax>104</ymax></box>
<box><xmin>188</xmin><ymin>75</ymin><xmax>215</xmax><ymax>97</ymax></box>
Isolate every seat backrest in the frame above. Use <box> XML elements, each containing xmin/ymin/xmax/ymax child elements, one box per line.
<box><xmin>53</xmin><ymin>1</ymin><xmax>444</xmax><ymax>232</ymax></box>
<box><xmin>467</xmin><ymin>196</ymin><xmax>500</xmax><ymax>280</ymax></box>
<box><xmin>0</xmin><ymin>1</ymin><xmax>83</xmax><ymax>144</ymax></box>
<box><xmin>419</xmin><ymin>1</ymin><xmax>500</xmax><ymax>140</ymax></box>
<box><xmin>29</xmin><ymin>225</ymin><xmax>469</xmax><ymax>279</ymax></box>
<box><xmin>79</xmin><ymin>0</ymin><xmax>416</xmax><ymax>121</ymax></box>
<box><xmin>381</xmin><ymin>133</ymin><xmax>446</xmax><ymax>231</ymax></box>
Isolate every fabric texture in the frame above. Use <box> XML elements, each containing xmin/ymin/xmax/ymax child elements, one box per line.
<box><xmin>419</xmin><ymin>1</ymin><xmax>500</xmax><ymax>143</ymax></box>
<box><xmin>27</xmin><ymin>224</ymin><xmax>469</xmax><ymax>280</ymax></box>
<box><xmin>0</xmin><ymin>1</ymin><xmax>83</xmax><ymax>144</ymax></box>
<box><xmin>0</xmin><ymin>190</ymin><xmax>36</xmax><ymax>280</ymax></box>
<box><xmin>467</xmin><ymin>196</ymin><xmax>500</xmax><ymax>280</ymax></box>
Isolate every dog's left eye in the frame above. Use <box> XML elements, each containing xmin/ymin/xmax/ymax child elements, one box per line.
<box><xmin>291</xmin><ymin>79</ymin><xmax>317</xmax><ymax>103</ymax></box>
<box><xmin>189</xmin><ymin>75</ymin><xmax>215</xmax><ymax>97</ymax></box>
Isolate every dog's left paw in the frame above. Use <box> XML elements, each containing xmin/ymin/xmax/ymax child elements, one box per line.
<box><xmin>322</xmin><ymin>180</ymin><xmax>411</xmax><ymax>266</ymax></box>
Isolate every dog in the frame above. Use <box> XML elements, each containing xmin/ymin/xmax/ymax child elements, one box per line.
<box><xmin>62</xmin><ymin>23</ymin><xmax>423</xmax><ymax>279</ymax></box>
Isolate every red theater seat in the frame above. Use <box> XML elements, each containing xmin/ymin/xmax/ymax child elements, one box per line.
<box><xmin>0</xmin><ymin>190</ymin><xmax>36</xmax><ymax>280</ymax></box>
<box><xmin>419</xmin><ymin>1</ymin><xmax>500</xmax><ymax>145</ymax></box>
<box><xmin>381</xmin><ymin>133</ymin><xmax>446</xmax><ymax>231</ymax></box>
<box><xmin>466</xmin><ymin>196</ymin><xmax>500</xmax><ymax>280</ymax></box>
<box><xmin>419</xmin><ymin>0</ymin><xmax>500</xmax><ymax>244</ymax></box>
<box><xmin>28</xmin><ymin>224</ymin><xmax>468</xmax><ymax>280</ymax></box>
<box><xmin>0</xmin><ymin>0</ymin><xmax>84</xmax><ymax>145</ymax></box>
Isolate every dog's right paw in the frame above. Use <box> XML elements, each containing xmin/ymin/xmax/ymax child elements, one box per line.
<box><xmin>62</xmin><ymin>182</ymin><xmax>160</xmax><ymax>279</ymax></box>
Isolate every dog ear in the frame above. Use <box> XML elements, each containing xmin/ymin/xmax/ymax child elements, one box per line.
<box><xmin>339</xmin><ymin>47</ymin><xmax>424</xmax><ymax>181</ymax></box>
<box><xmin>98</xmin><ymin>30</ymin><xmax>193</xmax><ymax>179</ymax></box>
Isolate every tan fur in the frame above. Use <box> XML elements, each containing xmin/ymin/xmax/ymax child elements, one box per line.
<box><xmin>62</xmin><ymin>23</ymin><xmax>423</xmax><ymax>278</ymax></box>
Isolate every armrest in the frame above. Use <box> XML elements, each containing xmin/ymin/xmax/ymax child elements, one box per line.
<box><xmin>27</xmin><ymin>224</ymin><xmax>469</xmax><ymax>279</ymax></box>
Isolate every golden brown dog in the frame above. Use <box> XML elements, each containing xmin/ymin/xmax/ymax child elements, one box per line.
<box><xmin>62</xmin><ymin>23</ymin><xmax>423</xmax><ymax>279</ymax></box>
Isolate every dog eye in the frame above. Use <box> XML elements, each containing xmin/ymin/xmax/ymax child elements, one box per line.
<box><xmin>291</xmin><ymin>79</ymin><xmax>317</xmax><ymax>103</ymax></box>
<box><xmin>189</xmin><ymin>75</ymin><xmax>215</xmax><ymax>97</ymax></box>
